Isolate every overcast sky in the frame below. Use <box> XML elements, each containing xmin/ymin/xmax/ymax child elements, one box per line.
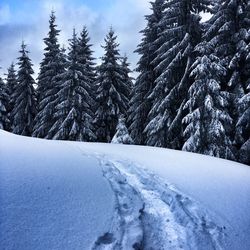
<box><xmin>0</xmin><ymin>0</ymin><xmax>151</xmax><ymax>77</ymax></box>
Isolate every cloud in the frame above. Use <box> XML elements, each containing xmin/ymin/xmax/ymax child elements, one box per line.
<box><xmin>0</xmin><ymin>0</ymin><xmax>150</xmax><ymax>77</ymax></box>
<box><xmin>0</xmin><ymin>4</ymin><xmax>10</xmax><ymax>25</ymax></box>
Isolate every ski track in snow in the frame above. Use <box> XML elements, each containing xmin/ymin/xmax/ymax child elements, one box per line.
<box><xmin>90</xmin><ymin>154</ymin><xmax>226</xmax><ymax>250</ymax></box>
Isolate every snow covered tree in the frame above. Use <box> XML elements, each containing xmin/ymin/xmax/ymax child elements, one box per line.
<box><xmin>77</xmin><ymin>27</ymin><xmax>97</xmax><ymax>117</ymax></box>
<box><xmin>204</xmin><ymin>0</ymin><xmax>250</xmax><ymax>162</ymax></box>
<box><xmin>235</xmin><ymin>5</ymin><xmax>250</xmax><ymax>164</ymax></box>
<box><xmin>205</xmin><ymin>0</ymin><xmax>249</xmax><ymax>94</ymax></box>
<box><xmin>121</xmin><ymin>55</ymin><xmax>133</xmax><ymax>100</ymax></box>
<box><xmin>11</xmin><ymin>43</ymin><xmax>37</xmax><ymax>136</ymax></box>
<box><xmin>33</xmin><ymin>11</ymin><xmax>66</xmax><ymax>138</ymax></box>
<box><xmin>234</xmin><ymin>1</ymin><xmax>250</xmax><ymax>164</ymax></box>
<box><xmin>236</xmin><ymin>84</ymin><xmax>250</xmax><ymax>164</ymax></box>
<box><xmin>129</xmin><ymin>0</ymin><xmax>165</xmax><ymax>145</ymax></box>
<box><xmin>95</xmin><ymin>28</ymin><xmax>129</xmax><ymax>142</ymax></box>
<box><xmin>182</xmin><ymin>44</ymin><xmax>235</xmax><ymax>160</ymax></box>
<box><xmin>111</xmin><ymin>115</ymin><xmax>134</xmax><ymax>144</ymax></box>
<box><xmin>5</xmin><ymin>63</ymin><xmax>17</xmax><ymax>129</ymax></box>
<box><xmin>0</xmin><ymin>76</ymin><xmax>9</xmax><ymax>130</ymax></box>
<box><xmin>49</xmin><ymin>29</ymin><xmax>96</xmax><ymax>141</ymax></box>
<box><xmin>145</xmin><ymin>0</ymin><xmax>210</xmax><ymax>149</ymax></box>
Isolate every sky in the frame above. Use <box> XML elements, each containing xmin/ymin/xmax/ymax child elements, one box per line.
<box><xmin>0</xmin><ymin>0</ymin><xmax>151</xmax><ymax>77</ymax></box>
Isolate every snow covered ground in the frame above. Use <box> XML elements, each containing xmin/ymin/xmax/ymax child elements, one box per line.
<box><xmin>1</xmin><ymin>130</ymin><xmax>250</xmax><ymax>250</ymax></box>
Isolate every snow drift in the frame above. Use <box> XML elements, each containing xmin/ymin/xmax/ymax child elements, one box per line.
<box><xmin>0</xmin><ymin>130</ymin><xmax>250</xmax><ymax>250</ymax></box>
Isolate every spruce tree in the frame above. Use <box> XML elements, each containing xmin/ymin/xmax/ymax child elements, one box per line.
<box><xmin>50</xmin><ymin>29</ymin><xmax>96</xmax><ymax>141</ymax></box>
<box><xmin>236</xmin><ymin>83</ymin><xmax>250</xmax><ymax>164</ymax></box>
<box><xmin>234</xmin><ymin>1</ymin><xmax>250</xmax><ymax>164</ymax></box>
<box><xmin>95</xmin><ymin>28</ymin><xmax>129</xmax><ymax>142</ymax></box>
<box><xmin>145</xmin><ymin>0</ymin><xmax>209</xmax><ymax>149</ymax></box>
<box><xmin>0</xmin><ymin>76</ymin><xmax>9</xmax><ymax>130</ymax></box>
<box><xmin>33</xmin><ymin>11</ymin><xmax>66</xmax><ymax>138</ymax></box>
<box><xmin>111</xmin><ymin>115</ymin><xmax>134</xmax><ymax>144</ymax></box>
<box><xmin>204</xmin><ymin>0</ymin><xmax>250</xmax><ymax>162</ymax></box>
<box><xmin>77</xmin><ymin>26</ymin><xmax>97</xmax><ymax>125</ymax></box>
<box><xmin>121</xmin><ymin>55</ymin><xmax>133</xmax><ymax>103</ymax></box>
<box><xmin>182</xmin><ymin>44</ymin><xmax>235</xmax><ymax>159</ymax></box>
<box><xmin>236</xmin><ymin>4</ymin><xmax>250</xmax><ymax>164</ymax></box>
<box><xmin>5</xmin><ymin>63</ymin><xmax>17</xmax><ymax>129</ymax></box>
<box><xmin>129</xmin><ymin>0</ymin><xmax>165</xmax><ymax>145</ymax></box>
<box><xmin>11</xmin><ymin>43</ymin><xmax>37</xmax><ymax>136</ymax></box>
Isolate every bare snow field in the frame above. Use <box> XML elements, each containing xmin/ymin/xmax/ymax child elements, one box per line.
<box><xmin>1</xmin><ymin>130</ymin><xmax>250</xmax><ymax>250</ymax></box>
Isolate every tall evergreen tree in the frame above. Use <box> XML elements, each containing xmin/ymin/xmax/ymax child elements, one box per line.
<box><xmin>182</xmin><ymin>44</ymin><xmax>235</xmax><ymax>159</ymax></box>
<box><xmin>50</xmin><ymin>29</ymin><xmax>96</xmax><ymax>141</ymax></box>
<box><xmin>129</xmin><ymin>0</ymin><xmax>165</xmax><ymax>145</ymax></box>
<box><xmin>235</xmin><ymin>1</ymin><xmax>250</xmax><ymax>164</ymax></box>
<box><xmin>33</xmin><ymin>11</ymin><xmax>66</xmax><ymax>138</ymax></box>
<box><xmin>236</xmin><ymin>81</ymin><xmax>250</xmax><ymax>164</ymax></box>
<box><xmin>0</xmin><ymin>76</ymin><xmax>9</xmax><ymax>130</ymax></box>
<box><xmin>234</xmin><ymin>1</ymin><xmax>250</xmax><ymax>164</ymax></box>
<box><xmin>5</xmin><ymin>63</ymin><xmax>17</xmax><ymax>129</ymax></box>
<box><xmin>121</xmin><ymin>55</ymin><xmax>133</xmax><ymax>100</ymax></box>
<box><xmin>95</xmin><ymin>28</ymin><xmax>129</xmax><ymax>142</ymax></box>
<box><xmin>11</xmin><ymin>43</ymin><xmax>37</xmax><ymax>136</ymax></box>
<box><xmin>145</xmin><ymin>0</ymin><xmax>210</xmax><ymax>148</ymax></box>
<box><xmin>77</xmin><ymin>26</ymin><xmax>97</xmax><ymax>122</ymax></box>
<box><xmin>204</xmin><ymin>0</ymin><xmax>250</xmax><ymax>162</ymax></box>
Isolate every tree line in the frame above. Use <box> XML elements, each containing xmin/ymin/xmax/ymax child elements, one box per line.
<box><xmin>0</xmin><ymin>0</ymin><xmax>249</xmax><ymax>165</ymax></box>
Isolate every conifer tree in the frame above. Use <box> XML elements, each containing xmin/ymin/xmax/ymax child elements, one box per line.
<box><xmin>0</xmin><ymin>76</ymin><xmax>9</xmax><ymax>130</ymax></box>
<box><xmin>121</xmin><ymin>55</ymin><xmax>133</xmax><ymax>101</ymax></box>
<box><xmin>95</xmin><ymin>28</ymin><xmax>129</xmax><ymax>142</ymax></box>
<box><xmin>77</xmin><ymin>27</ymin><xmax>97</xmax><ymax>117</ymax></box>
<box><xmin>5</xmin><ymin>63</ymin><xmax>17</xmax><ymax>128</ymax></box>
<box><xmin>203</xmin><ymin>0</ymin><xmax>250</xmax><ymax>162</ymax></box>
<box><xmin>145</xmin><ymin>0</ymin><xmax>210</xmax><ymax>149</ymax></box>
<box><xmin>182</xmin><ymin>44</ymin><xmax>235</xmax><ymax>159</ymax></box>
<box><xmin>236</xmin><ymin>83</ymin><xmax>250</xmax><ymax>164</ymax></box>
<box><xmin>234</xmin><ymin>1</ymin><xmax>250</xmax><ymax>164</ymax></box>
<box><xmin>111</xmin><ymin>115</ymin><xmax>134</xmax><ymax>144</ymax></box>
<box><xmin>49</xmin><ymin>29</ymin><xmax>96</xmax><ymax>141</ymax></box>
<box><xmin>11</xmin><ymin>43</ymin><xmax>37</xmax><ymax>136</ymax></box>
<box><xmin>33</xmin><ymin>11</ymin><xmax>66</xmax><ymax>138</ymax></box>
<box><xmin>129</xmin><ymin>0</ymin><xmax>165</xmax><ymax>145</ymax></box>
<box><xmin>235</xmin><ymin>5</ymin><xmax>250</xmax><ymax>164</ymax></box>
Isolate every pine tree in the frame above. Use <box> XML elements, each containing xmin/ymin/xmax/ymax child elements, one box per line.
<box><xmin>234</xmin><ymin>1</ymin><xmax>250</xmax><ymax>164</ymax></box>
<box><xmin>50</xmin><ymin>29</ymin><xmax>96</xmax><ymax>141</ymax></box>
<box><xmin>204</xmin><ymin>0</ymin><xmax>250</xmax><ymax>162</ymax></box>
<box><xmin>77</xmin><ymin>27</ymin><xmax>97</xmax><ymax>118</ymax></box>
<box><xmin>145</xmin><ymin>0</ymin><xmax>210</xmax><ymax>149</ymax></box>
<box><xmin>205</xmin><ymin>0</ymin><xmax>249</xmax><ymax>95</ymax></box>
<box><xmin>111</xmin><ymin>115</ymin><xmax>134</xmax><ymax>144</ymax></box>
<box><xmin>236</xmin><ymin>82</ymin><xmax>250</xmax><ymax>164</ymax></box>
<box><xmin>33</xmin><ymin>11</ymin><xmax>66</xmax><ymax>138</ymax></box>
<box><xmin>235</xmin><ymin>1</ymin><xmax>250</xmax><ymax>164</ymax></box>
<box><xmin>5</xmin><ymin>63</ymin><xmax>17</xmax><ymax>129</ymax></box>
<box><xmin>11</xmin><ymin>43</ymin><xmax>37</xmax><ymax>136</ymax></box>
<box><xmin>0</xmin><ymin>76</ymin><xmax>9</xmax><ymax>130</ymax></box>
<box><xmin>182</xmin><ymin>44</ymin><xmax>235</xmax><ymax>159</ymax></box>
<box><xmin>121</xmin><ymin>55</ymin><xmax>133</xmax><ymax>102</ymax></box>
<box><xmin>129</xmin><ymin>0</ymin><xmax>165</xmax><ymax>145</ymax></box>
<box><xmin>95</xmin><ymin>28</ymin><xmax>129</xmax><ymax>142</ymax></box>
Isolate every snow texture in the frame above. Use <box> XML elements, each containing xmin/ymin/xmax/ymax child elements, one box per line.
<box><xmin>1</xmin><ymin>130</ymin><xmax>250</xmax><ymax>250</ymax></box>
<box><xmin>0</xmin><ymin>131</ymin><xmax>114</xmax><ymax>250</ymax></box>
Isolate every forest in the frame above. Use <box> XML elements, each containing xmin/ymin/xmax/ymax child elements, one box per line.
<box><xmin>0</xmin><ymin>0</ymin><xmax>249</xmax><ymax>165</ymax></box>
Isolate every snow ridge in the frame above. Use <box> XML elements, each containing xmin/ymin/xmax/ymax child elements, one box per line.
<box><xmin>93</xmin><ymin>156</ymin><xmax>225</xmax><ymax>250</ymax></box>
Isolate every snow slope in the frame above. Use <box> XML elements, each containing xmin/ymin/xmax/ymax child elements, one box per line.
<box><xmin>0</xmin><ymin>131</ymin><xmax>114</xmax><ymax>250</ymax></box>
<box><xmin>1</xmin><ymin>130</ymin><xmax>250</xmax><ymax>250</ymax></box>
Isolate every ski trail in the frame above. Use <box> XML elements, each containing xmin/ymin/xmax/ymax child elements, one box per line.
<box><xmin>91</xmin><ymin>155</ymin><xmax>226</xmax><ymax>250</ymax></box>
<box><xmin>92</xmin><ymin>159</ymin><xmax>144</xmax><ymax>250</ymax></box>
